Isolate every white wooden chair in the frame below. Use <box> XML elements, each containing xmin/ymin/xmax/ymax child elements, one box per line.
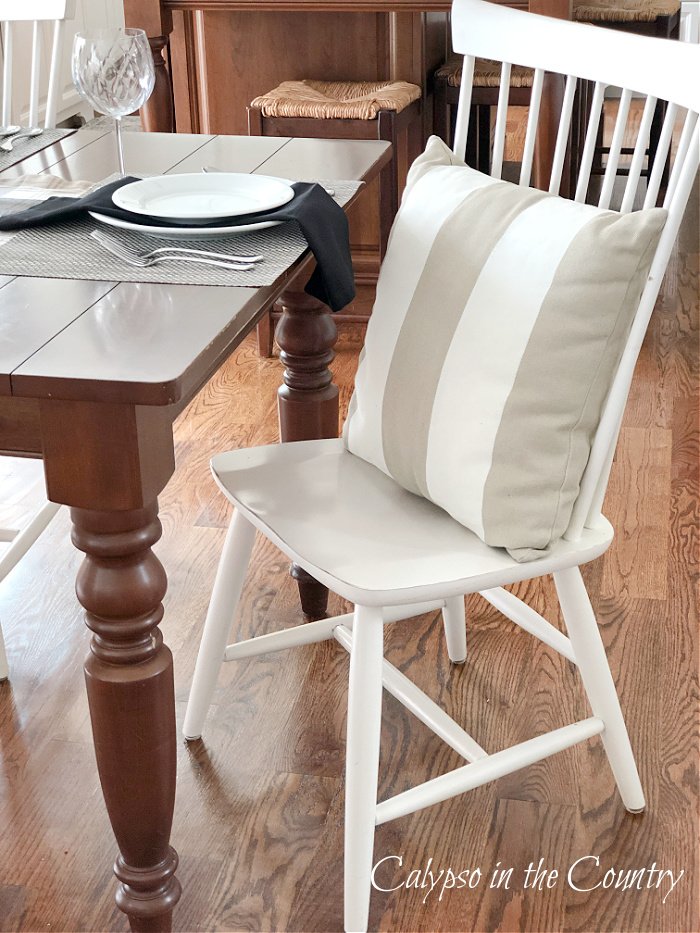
<box><xmin>0</xmin><ymin>0</ymin><xmax>76</xmax><ymax>129</ymax></box>
<box><xmin>183</xmin><ymin>2</ymin><xmax>699</xmax><ymax>929</ymax></box>
<box><xmin>0</xmin><ymin>498</ymin><xmax>60</xmax><ymax>679</ymax></box>
<box><xmin>0</xmin><ymin>0</ymin><xmax>71</xmax><ymax>680</ymax></box>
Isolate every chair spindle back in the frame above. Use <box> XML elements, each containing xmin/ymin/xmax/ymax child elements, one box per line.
<box><xmin>0</xmin><ymin>1</ymin><xmax>75</xmax><ymax>129</ymax></box>
<box><xmin>449</xmin><ymin>0</ymin><xmax>700</xmax><ymax>539</ymax></box>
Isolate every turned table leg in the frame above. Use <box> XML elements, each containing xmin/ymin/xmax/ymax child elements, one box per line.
<box><xmin>141</xmin><ymin>37</ymin><xmax>175</xmax><ymax>133</ymax></box>
<box><xmin>71</xmin><ymin>504</ymin><xmax>181</xmax><ymax>931</ymax></box>
<box><xmin>275</xmin><ymin>283</ymin><xmax>339</xmax><ymax>620</ymax></box>
<box><xmin>39</xmin><ymin>394</ymin><xmax>179</xmax><ymax>929</ymax></box>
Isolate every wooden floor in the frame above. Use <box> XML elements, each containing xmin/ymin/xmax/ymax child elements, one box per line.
<box><xmin>0</xmin><ymin>121</ymin><xmax>698</xmax><ymax>931</ymax></box>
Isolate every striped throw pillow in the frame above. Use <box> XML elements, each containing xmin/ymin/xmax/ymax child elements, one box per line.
<box><xmin>343</xmin><ymin>136</ymin><xmax>667</xmax><ymax>562</ymax></box>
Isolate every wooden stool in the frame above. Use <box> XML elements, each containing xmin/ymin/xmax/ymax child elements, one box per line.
<box><xmin>248</xmin><ymin>79</ymin><xmax>422</xmax><ymax>357</ymax></box>
<box><xmin>574</xmin><ymin>0</ymin><xmax>680</xmax><ymax>189</ymax></box>
<box><xmin>434</xmin><ymin>58</ymin><xmax>534</xmax><ymax>172</ymax></box>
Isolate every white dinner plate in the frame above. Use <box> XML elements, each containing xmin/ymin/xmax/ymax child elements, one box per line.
<box><xmin>88</xmin><ymin>210</ymin><xmax>283</xmax><ymax>240</ymax></box>
<box><xmin>112</xmin><ymin>173</ymin><xmax>295</xmax><ymax>221</ymax></box>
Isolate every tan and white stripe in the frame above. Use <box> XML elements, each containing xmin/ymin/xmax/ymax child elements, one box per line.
<box><xmin>344</xmin><ymin>136</ymin><xmax>666</xmax><ymax>560</ymax></box>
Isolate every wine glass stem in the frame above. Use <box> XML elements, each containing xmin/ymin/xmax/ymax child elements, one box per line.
<box><xmin>114</xmin><ymin>116</ymin><xmax>125</xmax><ymax>177</ymax></box>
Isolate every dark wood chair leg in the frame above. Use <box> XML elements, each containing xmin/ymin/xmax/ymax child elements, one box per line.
<box><xmin>649</xmin><ymin>97</ymin><xmax>668</xmax><ymax>193</ymax></box>
<box><xmin>377</xmin><ymin>160</ymin><xmax>394</xmax><ymax>260</ymax></box>
<box><xmin>377</xmin><ymin>109</ymin><xmax>399</xmax><ymax>258</ymax></box>
<box><xmin>477</xmin><ymin>103</ymin><xmax>491</xmax><ymax>174</ymax></box>
<box><xmin>433</xmin><ymin>81</ymin><xmax>450</xmax><ymax>145</ymax></box>
<box><xmin>247</xmin><ymin>105</ymin><xmax>263</xmax><ymax>135</ymax></box>
<box><xmin>465</xmin><ymin>104</ymin><xmax>478</xmax><ymax>167</ymax></box>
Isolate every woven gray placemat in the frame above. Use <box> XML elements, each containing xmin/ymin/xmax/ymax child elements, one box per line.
<box><xmin>0</xmin><ymin>179</ymin><xmax>363</xmax><ymax>288</ymax></box>
<box><xmin>0</xmin><ymin>129</ymin><xmax>74</xmax><ymax>173</ymax></box>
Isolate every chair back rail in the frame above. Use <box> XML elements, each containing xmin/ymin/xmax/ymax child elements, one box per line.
<box><xmin>449</xmin><ymin>0</ymin><xmax>700</xmax><ymax>539</ymax></box>
<box><xmin>0</xmin><ymin>1</ymin><xmax>75</xmax><ymax>128</ymax></box>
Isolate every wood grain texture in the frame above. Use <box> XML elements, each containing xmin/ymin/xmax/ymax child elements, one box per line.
<box><xmin>0</xmin><ymin>104</ymin><xmax>697</xmax><ymax>932</ymax></box>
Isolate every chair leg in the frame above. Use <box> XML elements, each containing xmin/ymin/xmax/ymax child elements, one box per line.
<box><xmin>344</xmin><ymin>604</ymin><xmax>384</xmax><ymax>933</ymax></box>
<box><xmin>256</xmin><ymin>310</ymin><xmax>275</xmax><ymax>358</ymax></box>
<box><xmin>434</xmin><ymin>82</ymin><xmax>450</xmax><ymax>145</ymax></box>
<box><xmin>553</xmin><ymin>566</ymin><xmax>645</xmax><ymax>813</ymax></box>
<box><xmin>477</xmin><ymin>104</ymin><xmax>491</xmax><ymax>174</ymax></box>
<box><xmin>0</xmin><ymin>500</ymin><xmax>61</xmax><ymax>581</ymax></box>
<box><xmin>465</xmin><ymin>104</ymin><xmax>478</xmax><ymax>168</ymax></box>
<box><xmin>442</xmin><ymin>595</ymin><xmax>467</xmax><ymax>663</ymax></box>
<box><xmin>0</xmin><ymin>625</ymin><xmax>8</xmax><ymax>681</ymax></box>
<box><xmin>377</xmin><ymin>160</ymin><xmax>394</xmax><ymax>261</ymax></box>
<box><xmin>377</xmin><ymin>110</ymin><xmax>399</xmax><ymax>259</ymax></box>
<box><xmin>183</xmin><ymin>510</ymin><xmax>256</xmax><ymax>740</ymax></box>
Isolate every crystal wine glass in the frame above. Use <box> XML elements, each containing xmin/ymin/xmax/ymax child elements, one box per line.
<box><xmin>72</xmin><ymin>28</ymin><xmax>155</xmax><ymax>177</ymax></box>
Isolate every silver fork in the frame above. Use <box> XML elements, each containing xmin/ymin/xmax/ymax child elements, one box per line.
<box><xmin>90</xmin><ymin>230</ymin><xmax>265</xmax><ymax>267</ymax></box>
<box><xmin>90</xmin><ymin>229</ymin><xmax>262</xmax><ymax>269</ymax></box>
<box><xmin>0</xmin><ymin>127</ymin><xmax>43</xmax><ymax>153</ymax></box>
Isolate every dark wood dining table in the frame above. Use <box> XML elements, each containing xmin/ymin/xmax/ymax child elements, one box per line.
<box><xmin>0</xmin><ymin>128</ymin><xmax>390</xmax><ymax>931</ymax></box>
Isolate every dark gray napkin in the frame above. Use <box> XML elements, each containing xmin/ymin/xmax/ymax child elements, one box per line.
<box><xmin>0</xmin><ymin>176</ymin><xmax>355</xmax><ymax>311</ymax></box>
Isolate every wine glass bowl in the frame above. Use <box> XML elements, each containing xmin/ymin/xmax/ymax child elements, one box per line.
<box><xmin>72</xmin><ymin>28</ymin><xmax>155</xmax><ymax>175</ymax></box>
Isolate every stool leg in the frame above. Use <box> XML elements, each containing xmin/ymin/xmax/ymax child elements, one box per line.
<box><xmin>247</xmin><ymin>105</ymin><xmax>263</xmax><ymax>135</ymax></box>
<box><xmin>465</xmin><ymin>104</ymin><xmax>478</xmax><ymax>168</ymax></box>
<box><xmin>256</xmin><ymin>309</ymin><xmax>275</xmax><ymax>358</ymax></box>
<box><xmin>553</xmin><ymin>567</ymin><xmax>645</xmax><ymax>813</ymax></box>
<box><xmin>434</xmin><ymin>82</ymin><xmax>450</xmax><ymax>145</ymax></box>
<box><xmin>648</xmin><ymin>99</ymin><xmax>667</xmax><ymax>190</ymax></box>
<box><xmin>377</xmin><ymin>110</ymin><xmax>399</xmax><ymax>259</ymax></box>
<box><xmin>477</xmin><ymin>104</ymin><xmax>491</xmax><ymax>174</ymax></box>
<box><xmin>344</xmin><ymin>604</ymin><xmax>384</xmax><ymax>933</ymax></box>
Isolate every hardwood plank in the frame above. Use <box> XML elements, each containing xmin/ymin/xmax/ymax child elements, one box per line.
<box><xmin>601</xmin><ymin>427</ymin><xmax>673</xmax><ymax>601</ymax></box>
<box><xmin>469</xmin><ymin>799</ymin><xmax>577</xmax><ymax>933</ymax></box>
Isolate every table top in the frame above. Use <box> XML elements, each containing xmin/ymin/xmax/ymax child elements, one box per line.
<box><xmin>0</xmin><ymin>130</ymin><xmax>390</xmax><ymax>408</ymax></box>
<box><xmin>164</xmin><ymin>0</ymin><xmax>452</xmax><ymax>9</ymax></box>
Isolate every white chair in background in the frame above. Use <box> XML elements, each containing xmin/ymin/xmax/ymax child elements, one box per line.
<box><xmin>0</xmin><ymin>0</ymin><xmax>76</xmax><ymax>129</ymax></box>
<box><xmin>680</xmin><ymin>0</ymin><xmax>700</xmax><ymax>40</ymax></box>
<box><xmin>0</xmin><ymin>0</ymin><xmax>71</xmax><ymax>681</ymax></box>
<box><xmin>0</xmin><ymin>499</ymin><xmax>60</xmax><ymax>680</ymax></box>
<box><xmin>182</xmin><ymin>2</ymin><xmax>699</xmax><ymax>929</ymax></box>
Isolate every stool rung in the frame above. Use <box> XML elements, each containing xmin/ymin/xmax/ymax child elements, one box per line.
<box><xmin>333</xmin><ymin>624</ymin><xmax>487</xmax><ymax>763</ymax></box>
<box><xmin>375</xmin><ymin>717</ymin><xmax>604</xmax><ymax>825</ymax></box>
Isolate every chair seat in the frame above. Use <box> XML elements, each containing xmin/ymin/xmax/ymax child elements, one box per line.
<box><xmin>572</xmin><ymin>0</ymin><xmax>679</xmax><ymax>22</ymax></box>
<box><xmin>250</xmin><ymin>79</ymin><xmax>421</xmax><ymax>120</ymax></box>
<box><xmin>211</xmin><ymin>438</ymin><xmax>614</xmax><ymax>606</ymax></box>
<box><xmin>435</xmin><ymin>57</ymin><xmax>535</xmax><ymax>89</ymax></box>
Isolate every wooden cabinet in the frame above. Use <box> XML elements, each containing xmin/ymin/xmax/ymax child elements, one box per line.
<box><xmin>123</xmin><ymin>0</ymin><xmax>569</xmax><ymax>283</ymax></box>
<box><xmin>124</xmin><ymin>0</ymin><xmax>452</xmax><ymax>281</ymax></box>
<box><xmin>164</xmin><ymin>9</ymin><xmax>448</xmax><ymax>136</ymax></box>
